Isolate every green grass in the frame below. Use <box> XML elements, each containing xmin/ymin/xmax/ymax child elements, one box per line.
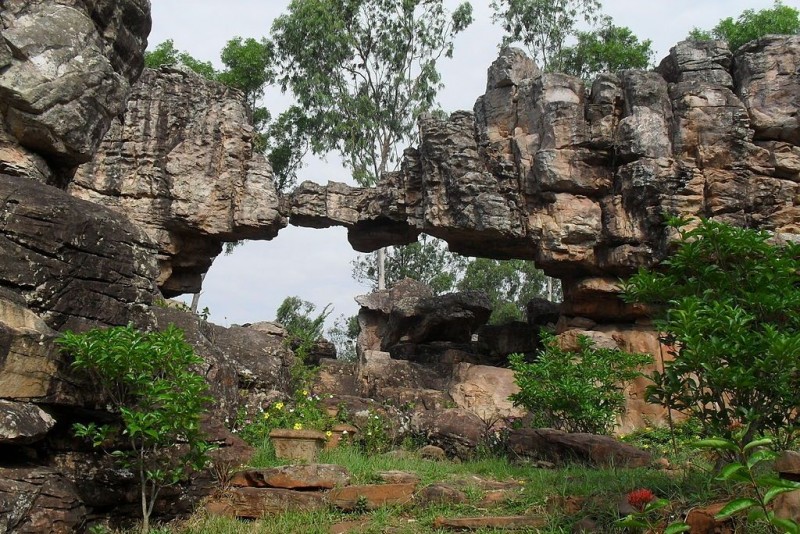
<box><xmin>163</xmin><ymin>439</ymin><xmax>734</xmax><ymax>534</ymax></box>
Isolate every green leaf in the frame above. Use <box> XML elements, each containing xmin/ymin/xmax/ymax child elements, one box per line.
<box><xmin>693</xmin><ymin>438</ymin><xmax>738</xmax><ymax>451</ymax></box>
<box><xmin>616</xmin><ymin>515</ymin><xmax>648</xmax><ymax>528</ymax></box>
<box><xmin>714</xmin><ymin>498</ymin><xmax>758</xmax><ymax>519</ymax></box>
<box><xmin>717</xmin><ymin>462</ymin><xmax>749</xmax><ymax>482</ymax></box>
<box><xmin>664</xmin><ymin>523</ymin><xmax>691</xmax><ymax>534</ymax></box>
<box><xmin>764</xmin><ymin>485</ymin><xmax>800</xmax><ymax>505</ymax></box>
<box><xmin>743</xmin><ymin>437</ymin><xmax>773</xmax><ymax>452</ymax></box>
<box><xmin>770</xmin><ymin>515</ymin><xmax>800</xmax><ymax>534</ymax></box>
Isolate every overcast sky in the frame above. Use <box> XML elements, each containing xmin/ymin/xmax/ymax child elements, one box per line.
<box><xmin>149</xmin><ymin>0</ymin><xmax>784</xmax><ymax>328</ymax></box>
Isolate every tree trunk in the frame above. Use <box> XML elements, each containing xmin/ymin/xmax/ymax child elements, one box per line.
<box><xmin>189</xmin><ymin>273</ymin><xmax>205</xmax><ymax>313</ymax></box>
<box><xmin>377</xmin><ymin>247</ymin><xmax>386</xmax><ymax>290</ymax></box>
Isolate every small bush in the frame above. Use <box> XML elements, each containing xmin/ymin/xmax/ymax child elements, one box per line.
<box><xmin>509</xmin><ymin>334</ymin><xmax>652</xmax><ymax>434</ymax></box>
<box><xmin>237</xmin><ymin>389</ymin><xmax>334</xmax><ymax>446</ymax></box>
<box><xmin>624</xmin><ymin>218</ymin><xmax>800</xmax><ymax>449</ymax></box>
<box><xmin>60</xmin><ymin>324</ymin><xmax>212</xmax><ymax>534</ymax></box>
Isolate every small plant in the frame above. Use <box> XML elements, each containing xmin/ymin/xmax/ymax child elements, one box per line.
<box><xmin>60</xmin><ymin>325</ymin><xmax>212</xmax><ymax>534</ymax></box>
<box><xmin>237</xmin><ymin>389</ymin><xmax>333</xmax><ymax>446</ymax></box>
<box><xmin>509</xmin><ymin>333</ymin><xmax>652</xmax><ymax>434</ymax></box>
<box><xmin>358</xmin><ymin>409</ymin><xmax>391</xmax><ymax>454</ymax></box>
<box><xmin>694</xmin><ymin>432</ymin><xmax>800</xmax><ymax>533</ymax></box>
<box><xmin>617</xmin><ymin>488</ymin><xmax>690</xmax><ymax>533</ymax></box>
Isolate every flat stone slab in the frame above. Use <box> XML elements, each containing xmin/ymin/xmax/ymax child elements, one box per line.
<box><xmin>231</xmin><ymin>464</ymin><xmax>350</xmax><ymax>489</ymax></box>
<box><xmin>327</xmin><ymin>483</ymin><xmax>416</xmax><ymax>511</ymax></box>
<box><xmin>375</xmin><ymin>470</ymin><xmax>421</xmax><ymax>485</ymax></box>
<box><xmin>206</xmin><ymin>487</ymin><xmax>326</xmax><ymax>518</ymax></box>
<box><xmin>433</xmin><ymin>516</ymin><xmax>548</xmax><ymax>530</ymax></box>
<box><xmin>0</xmin><ymin>400</ymin><xmax>55</xmax><ymax>444</ymax></box>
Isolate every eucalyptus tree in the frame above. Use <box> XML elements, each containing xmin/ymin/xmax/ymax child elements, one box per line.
<box><xmin>559</xmin><ymin>16</ymin><xmax>653</xmax><ymax>80</ymax></box>
<box><xmin>271</xmin><ymin>0</ymin><xmax>474</xmax><ymax>288</ymax></box>
<box><xmin>689</xmin><ymin>0</ymin><xmax>800</xmax><ymax>52</ymax></box>
<box><xmin>491</xmin><ymin>0</ymin><xmax>602</xmax><ymax>72</ymax></box>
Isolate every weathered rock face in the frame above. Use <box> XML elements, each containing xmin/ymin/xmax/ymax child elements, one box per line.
<box><xmin>286</xmin><ymin>37</ymin><xmax>800</xmax><ymax>319</ymax></box>
<box><xmin>0</xmin><ymin>175</ymin><xmax>160</xmax><ymax>330</ymax></box>
<box><xmin>71</xmin><ymin>67</ymin><xmax>287</xmax><ymax>296</ymax></box>
<box><xmin>0</xmin><ymin>0</ymin><xmax>151</xmax><ymax>185</ymax></box>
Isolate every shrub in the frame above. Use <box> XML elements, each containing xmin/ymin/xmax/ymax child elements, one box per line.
<box><xmin>509</xmin><ymin>334</ymin><xmax>652</xmax><ymax>434</ymax></box>
<box><xmin>624</xmin><ymin>218</ymin><xmax>800</xmax><ymax>450</ymax></box>
<box><xmin>237</xmin><ymin>388</ymin><xmax>334</xmax><ymax>446</ymax></box>
<box><xmin>59</xmin><ymin>325</ymin><xmax>212</xmax><ymax>534</ymax></box>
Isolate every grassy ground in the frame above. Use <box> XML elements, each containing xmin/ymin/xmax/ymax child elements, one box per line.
<box><xmin>156</xmin><ymin>436</ymin><xmax>746</xmax><ymax>534</ymax></box>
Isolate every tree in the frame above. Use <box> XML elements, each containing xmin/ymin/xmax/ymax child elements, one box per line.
<box><xmin>218</xmin><ymin>37</ymin><xmax>274</xmax><ymax>133</ymax></box>
<box><xmin>624</xmin><ymin>218</ymin><xmax>800</xmax><ymax>450</ymax></box>
<box><xmin>144</xmin><ymin>39</ymin><xmax>217</xmax><ymax>79</ymax></box>
<box><xmin>59</xmin><ymin>325</ymin><xmax>212</xmax><ymax>534</ymax></box>
<box><xmin>558</xmin><ymin>17</ymin><xmax>653</xmax><ymax>80</ymax></box>
<box><xmin>352</xmin><ymin>235</ymin><xmax>467</xmax><ymax>295</ymax></box>
<box><xmin>688</xmin><ymin>1</ymin><xmax>800</xmax><ymax>52</ymax></box>
<box><xmin>272</xmin><ymin>0</ymin><xmax>473</xmax><ymax>288</ymax></box>
<box><xmin>458</xmin><ymin>258</ymin><xmax>556</xmax><ymax>324</ymax></box>
<box><xmin>491</xmin><ymin>0</ymin><xmax>602</xmax><ymax>72</ymax></box>
<box><xmin>276</xmin><ymin>296</ymin><xmax>331</xmax><ymax>359</ymax></box>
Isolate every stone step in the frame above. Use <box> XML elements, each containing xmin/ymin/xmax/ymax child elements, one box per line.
<box><xmin>327</xmin><ymin>483</ymin><xmax>416</xmax><ymax>511</ymax></box>
<box><xmin>433</xmin><ymin>515</ymin><xmax>548</xmax><ymax>530</ymax></box>
<box><xmin>205</xmin><ymin>487</ymin><xmax>327</xmax><ymax>519</ymax></box>
<box><xmin>231</xmin><ymin>464</ymin><xmax>350</xmax><ymax>490</ymax></box>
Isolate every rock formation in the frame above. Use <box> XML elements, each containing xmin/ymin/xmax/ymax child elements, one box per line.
<box><xmin>286</xmin><ymin>37</ymin><xmax>800</xmax><ymax>318</ymax></box>
<box><xmin>0</xmin><ymin>0</ymin><xmax>150</xmax><ymax>186</ymax></box>
<box><xmin>0</xmin><ymin>0</ymin><xmax>798</xmax><ymax>525</ymax></box>
<box><xmin>71</xmin><ymin>67</ymin><xmax>287</xmax><ymax>296</ymax></box>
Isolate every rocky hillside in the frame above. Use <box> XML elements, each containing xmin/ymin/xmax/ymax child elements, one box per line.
<box><xmin>0</xmin><ymin>0</ymin><xmax>798</xmax><ymax>529</ymax></box>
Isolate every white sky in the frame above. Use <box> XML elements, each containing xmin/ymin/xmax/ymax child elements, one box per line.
<box><xmin>149</xmin><ymin>0</ymin><xmax>789</xmax><ymax>327</ymax></box>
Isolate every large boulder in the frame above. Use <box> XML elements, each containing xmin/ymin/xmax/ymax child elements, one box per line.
<box><xmin>0</xmin><ymin>0</ymin><xmax>150</xmax><ymax>184</ymax></box>
<box><xmin>71</xmin><ymin>67</ymin><xmax>287</xmax><ymax>296</ymax></box>
<box><xmin>0</xmin><ymin>174</ymin><xmax>159</xmax><ymax>331</ymax></box>
<box><xmin>0</xmin><ymin>467</ymin><xmax>87</xmax><ymax>533</ymax></box>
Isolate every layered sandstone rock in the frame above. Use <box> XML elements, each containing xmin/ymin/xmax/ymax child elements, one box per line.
<box><xmin>0</xmin><ymin>0</ymin><xmax>150</xmax><ymax>185</ymax></box>
<box><xmin>71</xmin><ymin>67</ymin><xmax>287</xmax><ymax>295</ymax></box>
<box><xmin>286</xmin><ymin>37</ymin><xmax>800</xmax><ymax>318</ymax></box>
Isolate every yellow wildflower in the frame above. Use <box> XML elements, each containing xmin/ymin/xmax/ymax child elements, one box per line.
<box><xmin>326</xmin><ymin>431</ymin><xmax>333</xmax><ymax>437</ymax></box>
<box><xmin>302</xmin><ymin>390</ymin><xmax>309</xmax><ymax>396</ymax></box>
<box><xmin>263</xmin><ymin>412</ymin><xmax>270</xmax><ymax>420</ymax></box>
<box><xmin>275</xmin><ymin>402</ymin><xmax>284</xmax><ymax>410</ymax></box>
<box><xmin>293</xmin><ymin>422</ymin><xmax>303</xmax><ymax>430</ymax></box>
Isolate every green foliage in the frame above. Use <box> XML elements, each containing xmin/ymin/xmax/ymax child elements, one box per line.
<box><xmin>509</xmin><ymin>333</ymin><xmax>652</xmax><ymax>434</ymax></box>
<box><xmin>237</xmin><ymin>390</ymin><xmax>334</xmax><ymax>446</ymax></box>
<box><xmin>60</xmin><ymin>325</ymin><xmax>212</xmax><ymax>533</ymax></box>
<box><xmin>559</xmin><ymin>16</ymin><xmax>653</xmax><ymax>80</ymax></box>
<box><xmin>276</xmin><ymin>296</ymin><xmax>331</xmax><ymax>362</ymax></box>
<box><xmin>271</xmin><ymin>0</ymin><xmax>473</xmax><ymax>185</ymax></box>
<box><xmin>624</xmin><ymin>218</ymin><xmax>800</xmax><ymax>449</ymax></box>
<box><xmin>353</xmin><ymin>235</ymin><xmax>467</xmax><ymax>295</ymax></box>
<box><xmin>458</xmin><ymin>258</ymin><xmax>557</xmax><ymax>324</ymax></box>
<box><xmin>144</xmin><ymin>39</ymin><xmax>217</xmax><ymax>79</ymax></box>
<box><xmin>326</xmin><ymin>314</ymin><xmax>359</xmax><ymax>362</ymax></box>
<box><xmin>620</xmin><ymin>418</ymin><xmax>703</xmax><ymax>460</ymax></box>
<box><xmin>357</xmin><ymin>409</ymin><xmax>392</xmax><ymax>454</ymax></box>
<box><xmin>491</xmin><ymin>0</ymin><xmax>602</xmax><ymax>72</ymax></box>
<box><xmin>217</xmin><ymin>37</ymin><xmax>273</xmax><ymax>113</ymax></box>
<box><xmin>694</xmin><ymin>432</ymin><xmax>800</xmax><ymax>533</ymax></box>
<box><xmin>264</xmin><ymin>105</ymin><xmax>313</xmax><ymax>192</ymax></box>
<box><xmin>689</xmin><ymin>1</ymin><xmax>800</xmax><ymax>51</ymax></box>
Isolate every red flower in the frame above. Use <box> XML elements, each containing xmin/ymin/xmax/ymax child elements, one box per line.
<box><xmin>627</xmin><ymin>488</ymin><xmax>655</xmax><ymax>511</ymax></box>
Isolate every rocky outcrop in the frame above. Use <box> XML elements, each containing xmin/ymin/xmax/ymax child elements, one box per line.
<box><xmin>0</xmin><ymin>175</ymin><xmax>160</xmax><ymax>330</ymax></box>
<box><xmin>0</xmin><ymin>0</ymin><xmax>150</xmax><ymax>185</ymax></box>
<box><xmin>286</xmin><ymin>37</ymin><xmax>800</xmax><ymax>322</ymax></box>
<box><xmin>71</xmin><ymin>67</ymin><xmax>287</xmax><ymax>296</ymax></box>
